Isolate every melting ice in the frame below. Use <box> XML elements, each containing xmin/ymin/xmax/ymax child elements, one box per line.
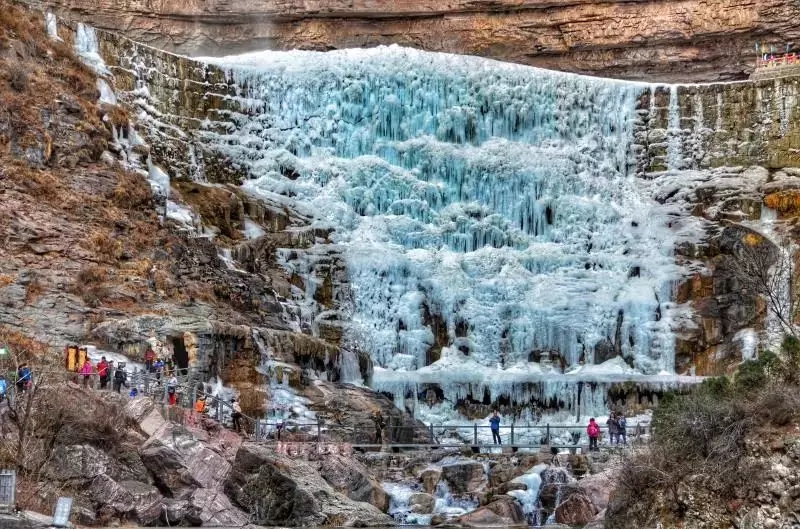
<box><xmin>198</xmin><ymin>46</ymin><xmax>683</xmax><ymax>390</ymax></box>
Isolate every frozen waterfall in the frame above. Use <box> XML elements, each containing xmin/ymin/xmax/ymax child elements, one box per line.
<box><xmin>198</xmin><ymin>46</ymin><xmax>685</xmax><ymax>408</ymax></box>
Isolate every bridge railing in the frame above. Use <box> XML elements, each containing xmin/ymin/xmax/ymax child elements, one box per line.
<box><xmin>251</xmin><ymin>419</ymin><xmax>651</xmax><ymax>447</ymax></box>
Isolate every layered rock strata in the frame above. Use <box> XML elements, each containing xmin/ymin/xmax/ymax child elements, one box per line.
<box><xmin>18</xmin><ymin>0</ymin><xmax>800</xmax><ymax>82</ymax></box>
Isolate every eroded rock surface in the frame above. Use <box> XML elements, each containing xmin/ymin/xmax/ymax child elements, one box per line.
<box><xmin>21</xmin><ymin>0</ymin><xmax>800</xmax><ymax>82</ymax></box>
<box><xmin>226</xmin><ymin>443</ymin><xmax>393</xmax><ymax>527</ymax></box>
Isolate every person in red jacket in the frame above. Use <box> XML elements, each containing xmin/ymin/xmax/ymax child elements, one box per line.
<box><xmin>587</xmin><ymin>418</ymin><xmax>600</xmax><ymax>452</ymax></box>
<box><xmin>97</xmin><ymin>357</ymin><xmax>110</xmax><ymax>389</ymax></box>
<box><xmin>144</xmin><ymin>348</ymin><xmax>155</xmax><ymax>373</ymax></box>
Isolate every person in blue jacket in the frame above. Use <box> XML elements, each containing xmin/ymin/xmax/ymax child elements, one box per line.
<box><xmin>490</xmin><ymin>410</ymin><xmax>502</xmax><ymax>444</ymax></box>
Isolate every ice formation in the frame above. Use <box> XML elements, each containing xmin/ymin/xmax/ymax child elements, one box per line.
<box><xmin>44</xmin><ymin>12</ymin><xmax>61</xmax><ymax>41</ymax></box>
<box><xmin>507</xmin><ymin>464</ymin><xmax>548</xmax><ymax>523</ymax></box>
<box><xmin>198</xmin><ymin>46</ymin><xmax>685</xmax><ymax>392</ymax></box>
<box><xmin>383</xmin><ymin>478</ymin><xmax>479</xmax><ymax>525</ymax></box>
<box><xmin>74</xmin><ymin>23</ymin><xmax>109</xmax><ymax>76</ymax></box>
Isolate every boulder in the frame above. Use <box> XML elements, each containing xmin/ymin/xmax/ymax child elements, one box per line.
<box><xmin>226</xmin><ymin>443</ymin><xmax>393</xmax><ymax>526</ymax></box>
<box><xmin>572</xmin><ymin>468</ymin><xmax>615</xmax><ymax>512</ymax></box>
<box><xmin>441</xmin><ymin>461</ymin><xmax>486</xmax><ymax>493</ymax></box>
<box><xmin>419</xmin><ymin>468</ymin><xmax>442</xmax><ymax>494</ymax></box>
<box><xmin>139</xmin><ymin>422</ymin><xmax>231</xmax><ymax>498</ymax></box>
<box><xmin>47</xmin><ymin>444</ymin><xmax>109</xmax><ymax>481</ymax></box>
<box><xmin>162</xmin><ymin>499</ymin><xmax>188</xmax><ymax>525</ymax></box>
<box><xmin>185</xmin><ymin>488</ymin><xmax>249</xmax><ymax>526</ymax></box>
<box><xmin>457</xmin><ymin>497</ymin><xmax>525</xmax><ymax>526</ymax></box>
<box><xmin>89</xmin><ymin>475</ymin><xmax>163</xmax><ymax>525</ymax></box>
<box><xmin>317</xmin><ymin>454</ymin><xmax>390</xmax><ymax>512</ymax></box>
<box><xmin>488</xmin><ymin>455</ymin><xmax>539</xmax><ymax>487</ymax></box>
<box><xmin>485</xmin><ymin>495</ymin><xmax>525</xmax><ymax>523</ymax></box>
<box><xmin>410</xmin><ymin>492</ymin><xmax>436</xmax><ymax>514</ymax></box>
<box><xmin>554</xmin><ymin>492</ymin><xmax>596</xmax><ymax>526</ymax></box>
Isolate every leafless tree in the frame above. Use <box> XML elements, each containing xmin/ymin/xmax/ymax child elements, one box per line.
<box><xmin>729</xmin><ymin>235</ymin><xmax>797</xmax><ymax>338</ymax></box>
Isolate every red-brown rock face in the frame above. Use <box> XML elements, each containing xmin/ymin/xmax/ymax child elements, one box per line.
<box><xmin>21</xmin><ymin>0</ymin><xmax>800</xmax><ymax>82</ymax></box>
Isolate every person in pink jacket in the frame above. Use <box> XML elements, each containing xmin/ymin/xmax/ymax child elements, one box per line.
<box><xmin>80</xmin><ymin>359</ymin><xmax>94</xmax><ymax>388</ymax></box>
<box><xmin>586</xmin><ymin>418</ymin><xmax>600</xmax><ymax>452</ymax></box>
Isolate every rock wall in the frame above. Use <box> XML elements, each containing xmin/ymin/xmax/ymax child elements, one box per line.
<box><xmin>639</xmin><ymin>80</ymin><xmax>800</xmax><ymax>172</ymax></box>
<box><xmin>94</xmin><ymin>30</ymin><xmax>800</xmax><ymax>182</ymax></box>
<box><xmin>19</xmin><ymin>0</ymin><xmax>800</xmax><ymax>82</ymax></box>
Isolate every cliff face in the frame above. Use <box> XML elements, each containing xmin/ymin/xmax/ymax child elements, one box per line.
<box><xmin>19</xmin><ymin>0</ymin><xmax>800</xmax><ymax>82</ymax></box>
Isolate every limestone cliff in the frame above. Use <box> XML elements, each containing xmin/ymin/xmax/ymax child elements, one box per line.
<box><xmin>17</xmin><ymin>0</ymin><xmax>800</xmax><ymax>82</ymax></box>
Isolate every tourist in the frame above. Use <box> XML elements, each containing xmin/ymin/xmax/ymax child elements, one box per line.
<box><xmin>167</xmin><ymin>375</ymin><xmax>178</xmax><ymax>406</ymax></box>
<box><xmin>586</xmin><ymin>418</ymin><xmax>600</xmax><ymax>451</ymax></box>
<box><xmin>372</xmin><ymin>410</ymin><xmax>385</xmax><ymax>444</ymax></box>
<box><xmin>154</xmin><ymin>358</ymin><xmax>164</xmax><ymax>382</ymax></box>
<box><xmin>17</xmin><ymin>364</ymin><xmax>31</xmax><ymax>393</ymax></box>
<box><xmin>144</xmin><ymin>347</ymin><xmax>155</xmax><ymax>373</ymax></box>
<box><xmin>276</xmin><ymin>419</ymin><xmax>285</xmax><ymax>441</ymax></box>
<box><xmin>231</xmin><ymin>398</ymin><xmax>243</xmax><ymax>432</ymax></box>
<box><xmin>80</xmin><ymin>358</ymin><xmax>94</xmax><ymax>388</ymax></box>
<box><xmin>617</xmin><ymin>413</ymin><xmax>627</xmax><ymax>445</ymax></box>
<box><xmin>97</xmin><ymin>356</ymin><xmax>110</xmax><ymax>389</ymax></box>
<box><xmin>490</xmin><ymin>410</ymin><xmax>502</xmax><ymax>445</ymax></box>
<box><xmin>113</xmin><ymin>365</ymin><xmax>127</xmax><ymax>393</ymax></box>
<box><xmin>606</xmin><ymin>413</ymin><xmax>619</xmax><ymax>445</ymax></box>
<box><xmin>0</xmin><ymin>375</ymin><xmax>7</xmax><ymax>402</ymax></box>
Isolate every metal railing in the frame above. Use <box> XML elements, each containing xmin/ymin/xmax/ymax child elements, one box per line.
<box><xmin>4</xmin><ymin>368</ymin><xmax>650</xmax><ymax>450</ymax></box>
<box><xmin>0</xmin><ymin>469</ymin><xmax>15</xmax><ymax>513</ymax></box>
<box><xmin>251</xmin><ymin>419</ymin><xmax>650</xmax><ymax>448</ymax></box>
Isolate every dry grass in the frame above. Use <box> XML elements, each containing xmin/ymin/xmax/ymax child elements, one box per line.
<box><xmin>102</xmin><ymin>103</ymin><xmax>130</xmax><ymax>128</ymax></box>
<box><xmin>74</xmin><ymin>265</ymin><xmax>111</xmax><ymax>306</ymax></box>
<box><xmin>89</xmin><ymin>230</ymin><xmax>122</xmax><ymax>262</ymax></box>
<box><xmin>24</xmin><ymin>274</ymin><xmax>45</xmax><ymax>303</ymax></box>
<box><xmin>113</xmin><ymin>170</ymin><xmax>153</xmax><ymax>209</ymax></box>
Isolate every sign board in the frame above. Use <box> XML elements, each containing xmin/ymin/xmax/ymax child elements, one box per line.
<box><xmin>77</xmin><ymin>347</ymin><xmax>88</xmax><ymax>371</ymax></box>
<box><xmin>0</xmin><ymin>469</ymin><xmax>16</xmax><ymax>513</ymax></box>
<box><xmin>65</xmin><ymin>345</ymin><xmax>78</xmax><ymax>371</ymax></box>
<box><xmin>52</xmin><ymin>496</ymin><xmax>73</xmax><ymax>527</ymax></box>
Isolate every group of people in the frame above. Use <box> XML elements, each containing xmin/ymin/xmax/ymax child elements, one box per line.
<box><xmin>0</xmin><ymin>365</ymin><xmax>31</xmax><ymax>401</ymax></box>
<box><xmin>586</xmin><ymin>412</ymin><xmax>627</xmax><ymax>451</ymax></box>
<box><xmin>77</xmin><ymin>357</ymin><xmax>129</xmax><ymax>393</ymax></box>
<box><xmin>0</xmin><ymin>364</ymin><xmax>31</xmax><ymax>402</ymax></box>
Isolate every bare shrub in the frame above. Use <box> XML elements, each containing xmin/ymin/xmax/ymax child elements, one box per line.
<box><xmin>113</xmin><ymin>170</ymin><xmax>152</xmax><ymax>210</ymax></box>
<box><xmin>74</xmin><ymin>265</ymin><xmax>110</xmax><ymax>306</ymax></box>
<box><xmin>727</xmin><ymin>233</ymin><xmax>797</xmax><ymax>338</ymax></box>
<box><xmin>9</xmin><ymin>64</ymin><xmax>28</xmax><ymax>92</ymax></box>
<box><xmin>89</xmin><ymin>230</ymin><xmax>122</xmax><ymax>262</ymax></box>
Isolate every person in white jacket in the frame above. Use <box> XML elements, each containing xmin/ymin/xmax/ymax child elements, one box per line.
<box><xmin>231</xmin><ymin>398</ymin><xmax>243</xmax><ymax>431</ymax></box>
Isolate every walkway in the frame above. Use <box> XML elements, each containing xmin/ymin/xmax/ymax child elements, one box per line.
<box><xmin>5</xmin><ymin>368</ymin><xmax>649</xmax><ymax>452</ymax></box>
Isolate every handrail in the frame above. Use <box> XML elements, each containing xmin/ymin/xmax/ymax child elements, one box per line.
<box><xmin>2</xmin><ymin>368</ymin><xmax>650</xmax><ymax>446</ymax></box>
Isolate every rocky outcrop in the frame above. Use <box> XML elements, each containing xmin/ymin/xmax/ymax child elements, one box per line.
<box><xmin>441</xmin><ymin>461</ymin><xmax>487</xmax><ymax>493</ymax></box>
<box><xmin>225</xmin><ymin>443</ymin><xmax>393</xmax><ymax>527</ymax></box>
<box><xmin>457</xmin><ymin>496</ymin><xmax>526</xmax><ymax>527</ymax></box>
<box><xmin>316</xmin><ymin>454</ymin><xmax>390</xmax><ymax>512</ymax></box>
<box><xmin>555</xmin><ymin>493</ymin><xmax>596</xmax><ymax>526</ymax></box>
<box><xmin>21</xmin><ymin>0</ymin><xmax>800</xmax><ymax>82</ymax></box>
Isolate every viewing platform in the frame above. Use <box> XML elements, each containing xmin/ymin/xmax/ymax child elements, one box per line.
<box><xmin>750</xmin><ymin>54</ymin><xmax>800</xmax><ymax>81</ymax></box>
